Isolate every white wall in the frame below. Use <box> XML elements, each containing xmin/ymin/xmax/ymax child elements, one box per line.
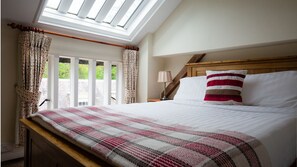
<box><xmin>153</xmin><ymin>0</ymin><xmax>297</xmax><ymax>57</ymax></box>
<box><xmin>203</xmin><ymin>42</ymin><xmax>297</xmax><ymax>61</ymax></box>
<box><xmin>163</xmin><ymin>55</ymin><xmax>192</xmax><ymax>77</ymax></box>
<box><xmin>137</xmin><ymin>35</ymin><xmax>149</xmax><ymax>102</ymax></box>
<box><xmin>48</xmin><ymin>34</ymin><xmax>123</xmax><ymax>61</ymax></box>
<box><xmin>1</xmin><ymin>22</ymin><xmax>19</xmax><ymax>144</ymax></box>
<box><xmin>137</xmin><ymin>34</ymin><xmax>164</xmax><ymax>102</ymax></box>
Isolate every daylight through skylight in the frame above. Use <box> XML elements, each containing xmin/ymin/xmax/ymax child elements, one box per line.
<box><xmin>40</xmin><ymin>0</ymin><xmax>163</xmax><ymax>42</ymax></box>
<box><xmin>46</xmin><ymin>0</ymin><xmax>61</xmax><ymax>9</ymax></box>
<box><xmin>68</xmin><ymin>0</ymin><xmax>85</xmax><ymax>14</ymax></box>
<box><xmin>118</xmin><ymin>0</ymin><xmax>142</xmax><ymax>27</ymax></box>
<box><xmin>103</xmin><ymin>0</ymin><xmax>125</xmax><ymax>23</ymax></box>
<box><xmin>87</xmin><ymin>0</ymin><xmax>106</xmax><ymax>19</ymax></box>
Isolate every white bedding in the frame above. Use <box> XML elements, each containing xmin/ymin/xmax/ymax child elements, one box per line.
<box><xmin>107</xmin><ymin>100</ymin><xmax>297</xmax><ymax>167</ymax></box>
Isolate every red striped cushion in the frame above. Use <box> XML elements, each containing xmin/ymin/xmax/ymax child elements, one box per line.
<box><xmin>204</xmin><ymin>70</ymin><xmax>247</xmax><ymax>105</ymax></box>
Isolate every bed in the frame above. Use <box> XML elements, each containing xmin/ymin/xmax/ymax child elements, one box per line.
<box><xmin>21</xmin><ymin>55</ymin><xmax>297</xmax><ymax>167</ymax></box>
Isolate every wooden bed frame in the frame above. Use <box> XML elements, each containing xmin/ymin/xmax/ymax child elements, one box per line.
<box><xmin>187</xmin><ymin>55</ymin><xmax>297</xmax><ymax>76</ymax></box>
<box><xmin>21</xmin><ymin>55</ymin><xmax>297</xmax><ymax>167</ymax></box>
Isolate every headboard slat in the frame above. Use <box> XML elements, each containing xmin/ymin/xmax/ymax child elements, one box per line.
<box><xmin>186</xmin><ymin>55</ymin><xmax>297</xmax><ymax>77</ymax></box>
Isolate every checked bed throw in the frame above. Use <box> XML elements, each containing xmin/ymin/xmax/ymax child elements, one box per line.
<box><xmin>31</xmin><ymin>106</ymin><xmax>270</xmax><ymax>167</ymax></box>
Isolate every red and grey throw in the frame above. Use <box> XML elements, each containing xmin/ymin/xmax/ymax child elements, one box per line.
<box><xmin>32</xmin><ymin>106</ymin><xmax>269</xmax><ymax>167</ymax></box>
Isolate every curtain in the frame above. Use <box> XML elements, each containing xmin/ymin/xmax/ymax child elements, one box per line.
<box><xmin>123</xmin><ymin>49</ymin><xmax>138</xmax><ymax>104</ymax></box>
<box><xmin>15</xmin><ymin>31</ymin><xmax>52</xmax><ymax>145</ymax></box>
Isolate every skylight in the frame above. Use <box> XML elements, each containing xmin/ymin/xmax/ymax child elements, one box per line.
<box><xmin>68</xmin><ymin>0</ymin><xmax>84</xmax><ymax>14</ymax></box>
<box><xmin>118</xmin><ymin>0</ymin><xmax>142</xmax><ymax>27</ymax></box>
<box><xmin>87</xmin><ymin>0</ymin><xmax>106</xmax><ymax>19</ymax></box>
<box><xmin>46</xmin><ymin>0</ymin><xmax>61</xmax><ymax>9</ymax></box>
<box><xmin>103</xmin><ymin>0</ymin><xmax>125</xmax><ymax>23</ymax></box>
<box><xmin>38</xmin><ymin>0</ymin><xmax>166</xmax><ymax>42</ymax></box>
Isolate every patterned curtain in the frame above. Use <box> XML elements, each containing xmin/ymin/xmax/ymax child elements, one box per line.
<box><xmin>15</xmin><ymin>31</ymin><xmax>52</xmax><ymax>145</ymax></box>
<box><xmin>123</xmin><ymin>49</ymin><xmax>139</xmax><ymax>104</ymax></box>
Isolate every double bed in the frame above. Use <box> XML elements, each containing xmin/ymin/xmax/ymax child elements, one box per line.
<box><xmin>21</xmin><ymin>55</ymin><xmax>297</xmax><ymax>167</ymax></box>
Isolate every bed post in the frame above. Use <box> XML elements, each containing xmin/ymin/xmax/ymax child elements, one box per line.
<box><xmin>24</xmin><ymin>128</ymin><xmax>31</xmax><ymax>167</ymax></box>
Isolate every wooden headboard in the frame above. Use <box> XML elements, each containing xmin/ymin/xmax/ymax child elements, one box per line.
<box><xmin>186</xmin><ymin>55</ymin><xmax>297</xmax><ymax>77</ymax></box>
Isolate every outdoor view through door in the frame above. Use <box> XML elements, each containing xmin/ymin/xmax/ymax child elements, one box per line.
<box><xmin>39</xmin><ymin>55</ymin><xmax>122</xmax><ymax>110</ymax></box>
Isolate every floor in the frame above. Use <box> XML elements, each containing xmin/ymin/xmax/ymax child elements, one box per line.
<box><xmin>1</xmin><ymin>158</ymin><xmax>24</xmax><ymax>167</ymax></box>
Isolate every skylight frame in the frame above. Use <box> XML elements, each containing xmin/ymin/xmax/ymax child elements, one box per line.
<box><xmin>39</xmin><ymin>0</ymin><xmax>165</xmax><ymax>42</ymax></box>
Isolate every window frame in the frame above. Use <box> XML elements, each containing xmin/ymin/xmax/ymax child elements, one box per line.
<box><xmin>41</xmin><ymin>54</ymin><xmax>123</xmax><ymax>109</ymax></box>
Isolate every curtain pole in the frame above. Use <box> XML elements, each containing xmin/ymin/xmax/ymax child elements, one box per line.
<box><xmin>7</xmin><ymin>23</ymin><xmax>139</xmax><ymax>51</ymax></box>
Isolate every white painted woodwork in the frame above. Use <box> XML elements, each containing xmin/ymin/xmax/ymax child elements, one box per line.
<box><xmin>111</xmin><ymin>0</ymin><xmax>135</xmax><ymax>26</ymax></box>
<box><xmin>103</xmin><ymin>61</ymin><xmax>111</xmax><ymax>105</ymax></box>
<box><xmin>88</xmin><ymin>59</ymin><xmax>96</xmax><ymax>106</ymax></box>
<box><xmin>78</xmin><ymin>0</ymin><xmax>95</xmax><ymax>18</ymax></box>
<box><xmin>95</xmin><ymin>0</ymin><xmax>116</xmax><ymax>22</ymax></box>
<box><xmin>58</xmin><ymin>0</ymin><xmax>73</xmax><ymax>13</ymax></box>
<box><xmin>49</xmin><ymin>55</ymin><xmax>59</xmax><ymax>109</ymax></box>
<box><xmin>43</xmin><ymin>55</ymin><xmax>123</xmax><ymax>108</ymax></box>
<box><xmin>70</xmin><ymin>57</ymin><xmax>79</xmax><ymax>107</ymax></box>
<box><xmin>115</xmin><ymin>63</ymin><xmax>123</xmax><ymax>104</ymax></box>
<box><xmin>123</xmin><ymin>0</ymin><xmax>149</xmax><ymax>29</ymax></box>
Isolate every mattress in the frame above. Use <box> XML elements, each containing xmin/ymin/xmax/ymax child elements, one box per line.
<box><xmin>32</xmin><ymin>100</ymin><xmax>296</xmax><ymax>167</ymax></box>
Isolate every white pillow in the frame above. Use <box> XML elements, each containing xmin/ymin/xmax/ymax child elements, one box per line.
<box><xmin>174</xmin><ymin>76</ymin><xmax>207</xmax><ymax>101</ymax></box>
<box><xmin>242</xmin><ymin>71</ymin><xmax>297</xmax><ymax>108</ymax></box>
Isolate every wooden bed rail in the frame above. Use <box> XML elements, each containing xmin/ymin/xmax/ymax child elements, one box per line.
<box><xmin>21</xmin><ymin>119</ymin><xmax>109</xmax><ymax>167</ymax></box>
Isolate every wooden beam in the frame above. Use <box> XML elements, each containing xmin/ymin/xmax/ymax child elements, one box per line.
<box><xmin>161</xmin><ymin>54</ymin><xmax>206</xmax><ymax>98</ymax></box>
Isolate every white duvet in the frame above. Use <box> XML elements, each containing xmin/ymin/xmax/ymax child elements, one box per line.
<box><xmin>106</xmin><ymin>100</ymin><xmax>297</xmax><ymax>167</ymax></box>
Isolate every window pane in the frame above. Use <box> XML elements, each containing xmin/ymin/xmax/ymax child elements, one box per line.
<box><xmin>103</xmin><ymin>0</ymin><xmax>125</xmax><ymax>23</ymax></box>
<box><xmin>118</xmin><ymin>0</ymin><xmax>142</xmax><ymax>27</ymax></box>
<box><xmin>111</xmin><ymin>65</ymin><xmax>117</xmax><ymax>104</ymax></box>
<box><xmin>68</xmin><ymin>0</ymin><xmax>84</xmax><ymax>14</ymax></box>
<box><xmin>58</xmin><ymin>57</ymin><xmax>71</xmax><ymax>108</ymax></box>
<box><xmin>46</xmin><ymin>0</ymin><xmax>61</xmax><ymax>9</ymax></box>
<box><xmin>78</xmin><ymin>59</ymin><xmax>89</xmax><ymax>106</ymax></box>
<box><xmin>95</xmin><ymin>61</ymin><xmax>104</xmax><ymax>106</ymax></box>
<box><xmin>87</xmin><ymin>0</ymin><xmax>106</xmax><ymax>19</ymax></box>
<box><xmin>39</xmin><ymin>61</ymin><xmax>48</xmax><ymax>110</ymax></box>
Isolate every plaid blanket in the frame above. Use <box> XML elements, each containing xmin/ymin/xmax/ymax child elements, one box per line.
<box><xmin>32</xmin><ymin>106</ymin><xmax>270</xmax><ymax>167</ymax></box>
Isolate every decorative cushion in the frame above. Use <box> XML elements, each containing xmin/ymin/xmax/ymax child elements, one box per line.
<box><xmin>204</xmin><ymin>70</ymin><xmax>247</xmax><ymax>105</ymax></box>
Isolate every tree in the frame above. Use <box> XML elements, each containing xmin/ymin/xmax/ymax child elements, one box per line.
<box><xmin>96</xmin><ymin>66</ymin><xmax>104</xmax><ymax>79</ymax></box>
<box><xmin>59</xmin><ymin>63</ymin><xmax>71</xmax><ymax>79</ymax></box>
<box><xmin>78</xmin><ymin>64</ymin><xmax>88</xmax><ymax>79</ymax></box>
<box><xmin>111</xmin><ymin>66</ymin><xmax>117</xmax><ymax>80</ymax></box>
<box><xmin>42</xmin><ymin>62</ymin><xmax>117</xmax><ymax>80</ymax></box>
<box><xmin>42</xmin><ymin>62</ymin><xmax>48</xmax><ymax>78</ymax></box>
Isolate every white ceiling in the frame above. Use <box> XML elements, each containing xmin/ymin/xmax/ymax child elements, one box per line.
<box><xmin>2</xmin><ymin>0</ymin><xmax>181</xmax><ymax>45</ymax></box>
